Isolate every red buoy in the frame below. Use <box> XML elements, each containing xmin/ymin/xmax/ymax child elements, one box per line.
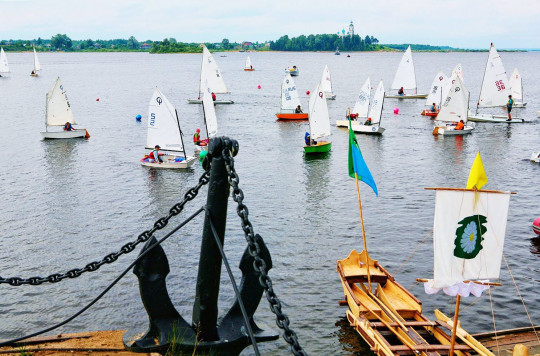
<box><xmin>257</xmin><ymin>85</ymin><xmax>261</xmax><ymax>89</ymax></box>
<box><xmin>306</xmin><ymin>90</ymin><xmax>310</xmax><ymax>95</ymax></box>
<box><xmin>96</xmin><ymin>98</ymin><xmax>100</xmax><ymax>101</ymax></box>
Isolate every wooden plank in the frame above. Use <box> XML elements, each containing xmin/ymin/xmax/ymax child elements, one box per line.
<box><xmin>388</xmin><ymin>344</ymin><xmax>472</xmax><ymax>351</ymax></box>
<box><xmin>371</xmin><ymin>321</ymin><xmax>437</xmax><ymax>328</ymax></box>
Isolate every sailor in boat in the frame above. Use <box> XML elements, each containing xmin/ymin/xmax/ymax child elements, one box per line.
<box><xmin>31</xmin><ymin>70</ymin><xmax>36</xmax><ymax>76</ymax></box>
<box><xmin>348</xmin><ymin>113</ymin><xmax>359</xmax><ymax>121</ymax></box>
<box><xmin>149</xmin><ymin>145</ymin><xmax>163</xmax><ymax>164</ymax></box>
<box><xmin>211</xmin><ymin>92</ymin><xmax>216</xmax><ymax>102</ymax></box>
<box><xmin>63</xmin><ymin>122</ymin><xmax>76</xmax><ymax>131</ymax></box>
<box><xmin>397</xmin><ymin>87</ymin><xmax>405</xmax><ymax>95</ymax></box>
<box><xmin>455</xmin><ymin>119</ymin><xmax>465</xmax><ymax>130</ymax></box>
<box><xmin>507</xmin><ymin>95</ymin><xmax>513</xmax><ymax>121</ymax></box>
<box><xmin>363</xmin><ymin>117</ymin><xmax>372</xmax><ymax>126</ymax></box>
<box><xmin>304</xmin><ymin>132</ymin><xmax>317</xmax><ymax>146</ymax></box>
<box><xmin>430</xmin><ymin>102</ymin><xmax>439</xmax><ymax>113</ymax></box>
<box><xmin>295</xmin><ymin>105</ymin><xmax>303</xmax><ymax>113</ymax></box>
<box><xmin>193</xmin><ymin>128</ymin><xmax>202</xmax><ymax>146</ymax></box>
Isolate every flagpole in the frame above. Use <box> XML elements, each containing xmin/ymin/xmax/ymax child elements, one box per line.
<box><xmin>449</xmin><ymin>294</ymin><xmax>461</xmax><ymax>356</ymax></box>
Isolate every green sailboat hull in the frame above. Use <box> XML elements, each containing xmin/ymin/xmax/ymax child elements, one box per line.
<box><xmin>304</xmin><ymin>142</ymin><xmax>332</xmax><ymax>154</ymax></box>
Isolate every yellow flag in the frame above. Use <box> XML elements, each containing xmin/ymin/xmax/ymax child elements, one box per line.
<box><xmin>466</xmin><ymin>152</ymin><xmax>488</xmax><ymax>189</ymax></box>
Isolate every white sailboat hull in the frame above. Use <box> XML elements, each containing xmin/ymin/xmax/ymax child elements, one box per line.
<box><xmin>352</xmin><ymin>123</ymin><xmax>385</xmax><ymax>135</ymax></box>
<box><xmin>468</xmin><ymin>115</ymin><xmax>524</xmax><ymax>123</ymax></box>
<box><xmin>41</xmin><ymin>130</ymin><xmax>87</xmax><ymax>139</ymax></box>
<box><xmin>385</xmin><ymin>93</ymin><xmax>428</xmax><ymax>99</ymax></box>
<box><xmin>531</xmin><ymin>152</ymin><xmax>540</xmax><ymax>163</ymax></box>
<box><xmin>434</xmin><ymin>125</ymin><xmax>474</xmax><ymax>135</ymax></box>
<box><xmin>335</xmin><ymin>119</ymin><xmax>366</xmax><ymax>128</ymax></box>
<box><xmin>187</xmin><ymin>99</ymin><xmax>234</xmax><ymax>104</ymax></box>
<box><xmin>141</xmin><ymin>155</ymin><xmax>196</xmax><ymax>169</ymax></box>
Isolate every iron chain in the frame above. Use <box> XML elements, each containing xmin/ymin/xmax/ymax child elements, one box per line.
<box><xmin>220</xmin><ymin>146</ymin><xmax>308</xmax><ymax>356</ymax></box>
<box><xmin>0</xmin><ymin>172</ymin><xmax>210</xmax><ymax>286</ymax></box>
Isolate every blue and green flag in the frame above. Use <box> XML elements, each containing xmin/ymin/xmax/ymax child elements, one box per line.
<box><xmin>348</xmin><ymin>118</ymin><xmax>378</xmax><ymax>196</ymax></box>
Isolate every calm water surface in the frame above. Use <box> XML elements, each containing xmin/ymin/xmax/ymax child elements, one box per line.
<box><xmin>0</xmin><ymin>51</ymin><xmax>539</xmax><ymax>355</ymax></box>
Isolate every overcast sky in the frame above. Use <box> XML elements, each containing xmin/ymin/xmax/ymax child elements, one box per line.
<box><xmin>1</xmin><ymin>0</ymin><xmax>539</xmax><ymax>49</ymax></box>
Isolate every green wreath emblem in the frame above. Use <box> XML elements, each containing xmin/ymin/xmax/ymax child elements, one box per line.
<box><xmin>453</xmin><ymin>215</ymin><xmax>487</xmax><ymax>259</ymax></box>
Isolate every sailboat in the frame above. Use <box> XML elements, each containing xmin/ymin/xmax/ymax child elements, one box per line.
<box><xmin>142</xmin><ymin>88</ymin><xmax>196</xmax><ymax>169</ymax></box>
<box><xmin>433</xmin><ymin>76</ymin><xmax>474</xmax><ymax>135</ymax></box>
<box><xmin>335</xmin><ymin>47</ymin><xmax>341</xmax><ymax>55</ymax></box>
<box><xmin>41</xmin><ymin>77</ymin><xmax>88</xmax><ymax>139</ymax></box>
<box><xmin>243</xmin><ymin>56</ymin><xmax>254</xmax><ymax>71</ymax></box>
<box><xmin>188</xmin><ymin>45</ymin><xmax>233</xmax><ymax>104</ymax></box>
<box><xmin>336</xmin><ymin>78</ymin><xmax>371</xmax><ymax>127</ymax></box>
<box><xmin>509</xmin><ymin>68</ymin><xmax>526</xmax><ymax>107</ymax></box>
<box><xmin>285</xmin><ymin>65</ymin><xmax>299</xmax><ymax>76</ymax></box>
<box><xmin>194</xmin><ymin>85</ymin><xmax>218</xmax><ymax>154</ymax></box>
<box><xmin>421</xmin><ymin>71</ymin><xmax>448</xmax><ymax>117</ymax></box>
<box><xmin>304</xmin><ymin>82</ymin><xmax>331</xmax><ymax>154</ymax></box>
<box><xmin>30</xmin><ymin>46</ymin><xmax>41</xmax><ymax>77</ymax></box>
<box><xmin>0</xmin><ymin>48</ymin><xmax>9</xmax><ymax>77</ymax></box>
<box><xmin>386</xmin><ymin>46</ymin><xmax>427</xmax><ymax>99</ymax></box>
<box><xmin>420</xmin><ymin>153</ymin><xmax>513</xmax><ymax>356</ymax></box>
<box><xmin>468</xmin><ymin>43</ymin><xmax>523</xmax><ymax>123</ymax></box>
<box><xmin>350</xmin><ymin>80</ymin><xmax>385</xmax><ymax>135</ymax></box>
<box><xmin>321</xmin><ymin>65</ymin><xmax>336</xmax><ymax>100</ymax></box>
<box><xmin>275</xmin><ymin>73</ymin><xmax>308</xmax><ymax>120</ymax></box>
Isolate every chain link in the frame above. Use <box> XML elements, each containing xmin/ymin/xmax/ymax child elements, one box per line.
<box><xmin>0</xmin><ymin>172</ymin><xmax>210</xmax><ymax>286</ymax></box>
<box><xmin>220</xmin><ymin>146</ymin><xmax>308</xmax><ymax>356</ymax></box>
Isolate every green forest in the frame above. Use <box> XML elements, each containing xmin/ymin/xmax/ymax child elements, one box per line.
<box><xmin>269</xmin><ymin>34</ymin><xmax>381</xmax><ymax>51</ymax></box>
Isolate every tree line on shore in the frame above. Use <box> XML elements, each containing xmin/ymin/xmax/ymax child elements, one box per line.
<box><xmin>269</xmin><ymin>34</ymin><xmax>380</xmax><ymax>51</ymax></box>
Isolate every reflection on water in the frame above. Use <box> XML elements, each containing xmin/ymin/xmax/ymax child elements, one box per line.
<box><xmin>530</xmin><ymin>236</ymin><xmax>540</xmax><ymax>256</ymax></box>
<box><xmin>334</xmin><ymin>317</ymin><xmax>371</xmax><ymax>356</ymax></box>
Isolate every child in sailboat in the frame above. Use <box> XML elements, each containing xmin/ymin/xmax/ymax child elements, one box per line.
<box><xmin>507</xmin><ymin>95</ymin><xmax>513</xmax><ymax>121</ymax></box>
<box><xmin>430</xmin><ymin>103</ymin><xmax>438</xmax><ymax>113</ymax></box>
<box><xmin>63</xmin><ymin>122</ymin><xmax>75</xmax><ymax>131</ymax></box>
<box><xmin>149</xmin><ymin>145</ymin><xmax>163</xmax><ymax>164</ymax></box>
<box><xmin>397</xmin><ymin>87</ymin><xmax>404</xmax><ymax>95</ymax></box>
<box><xmin>295</xmin><ymin>105</ymin><xmax>303</xmax><ymax>113</ymax></box>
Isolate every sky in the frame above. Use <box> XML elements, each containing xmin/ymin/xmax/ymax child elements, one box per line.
<box><xmin>1</xmin><ymin>0</ymin><xmax>540</xmax><ymax>49</ymax></box>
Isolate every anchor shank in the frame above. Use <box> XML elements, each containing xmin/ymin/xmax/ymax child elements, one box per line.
<box><xmin>192</xmin><ymin>138</ymin><xmax>230</xmax><ymax>341</ymax></box>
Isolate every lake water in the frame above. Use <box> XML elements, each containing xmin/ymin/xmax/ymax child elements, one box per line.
<box><xmin>0</xmin><ymin>50</ymin><xmax>539</xmax><ymax>355</ymax></box>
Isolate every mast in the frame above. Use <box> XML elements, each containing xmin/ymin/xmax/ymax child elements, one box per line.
<box><xmin>45</xmin><ymin>89</ymin><xmax>48</xmax><ymax>132</ymax></box>
<box><xmin>476</xmin><ymin>43</ymin><xmax>492</xmax><ymax>115</ymax></box>
<box><xmin>202</xmin><ymin>97</ymin><xmax>209</xmax><ymax>139</ymax></box>
<box><xmin>175</xmin><ymin>109</ymin><xmax>187</xmax><ymax>160</ymax></box>
<box><xmin>198</xmin><ymin>46</ymin><xmax>205</xmax><ymax>98</ymax></box>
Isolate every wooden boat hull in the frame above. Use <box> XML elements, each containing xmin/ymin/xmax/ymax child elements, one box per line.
<box><xmin>41</xmin><ymin>130</ymin><xmax>87</xmax><ymax>139</ymax></box>
<box><xmin>276</xmin><ymin>113</ymin><xmax>309</xmax><ymax>120</ymax></box>
<box><xmin>385</xmin><ymin>94</ymin><xmax>428</xmax><ymax>99</ymax></box>
<box><xmin>141</xmin><ymin>155</ymin><xmax>196</xmax><ymax>169</ymax></box>
<box><xmin>467</xmin><ymin>115</ymin><xmax>524</xmax><ymax>123</ymax></box>
<box><xmin>421</xmin><ymin>110</ymin><xmax>438</xmax><ymax>117</ymax></box>
<box><xmin>337</xmin><ymin>250</ymin><xmax>495</xmax><ymax>356</ymax></box>
<box><xmin>30</xmin><ymin>73</ymin><xmax>38</xmax><ymax>77</ymax></box>
<box><xmin>433</xmin><ymin>125</ymin><xmax>474</xmax><ymax>135</ymax></box>
<box><xmin>304</xmin><ymin>141</ymin><xmax>331</xmax><ymax>154</ymax></box>
<box><xmin>187</xmin><ymin>99</ymin><xmax>234</xmax><ymax>104</ymax></box>
<box><xmin>244</xmin><ymin>68</ymin><xmax>255</xmax><ymax>71</ymax></box>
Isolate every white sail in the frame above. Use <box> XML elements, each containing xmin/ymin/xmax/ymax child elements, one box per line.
<box><xmin>280</xmin><ymin>73</ymin><xmax>301</xmax><ymax>111</ymax></box>
<box><xmin>199</xmin><ymin>45</ymin><xmax>228</xmax><ymax>94</ymax></box>
<box><xmin>320</xmin><ymin>65</ymin><xmax>333</xmax><ymax>94</ymax></box>
<box><xmin>436</xmin><ymin>76</ymin><xmax>469</xmax><ymax>124</ymax></box>
<box><xmin>368</xmin><ymin>81</ymin><xmax>385</xmax><ymax>125</ymax></box>
<box><xmin>352</xmin><ymin>78</ymin><xmax>371</xmax><ymax>118</ymax></box>
<box><xmin>33</xmin><ymin>46</ymin><xmax>41</xmax><ymax>71</ymax></box>
<box><xmin>430</xmin><ymin>189</ymin><xmax>511</xmax><ymax>289</ymax></box>
<box><xmin>390</xmin><ymin>46</ymin><xmax>416</xmax><ymax>90</ymax></box>
<box><xmin>0</xmin><ymin>48</ymin><xmax>9</xmax><ymax>73</ymax></box>
<box><xmin>46</xmin><ymin>77</ymin><xmax>76</xmax><ymax>126</ymax></box>
<box><xmin>425</xmin><ymin>71</ymin><xmax>448</xmax><ymax>106</ymax></box>
<box><xmin>308</xmin><ymin>82</ymin><xmax>331</xmax><ymax>140</ymax></box>
<box><xmin>244</xmin><ymin>56</ymin><xmax>252</xmax><ymax>69</ymax></box>
<box><xmin>478</xmin><ymin>44</ymin><xmax>511</xmax><ymax>107</ymax></box>
<box><xmin>202</xmin><ymin>85</ymin><xmax>218</xmax><ymax>138</ymax></box>
<box><xmin>508</xmin><ymin>68</ymin><xmax>522</xmax><ymax>101</ymax></box>
<box><xmin>146</xmin><ymin>88</ymin><xmax>184</xmax><ymax>153</ymax></box>
<box><xmin>451</xmin><ymin>64</ymin><xmax>464</xmax><ymax>83</ymax></box>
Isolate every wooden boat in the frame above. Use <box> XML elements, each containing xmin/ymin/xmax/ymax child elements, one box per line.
<box><xmin>337</xmin><ymin>78</ymin><xmax>371</xmax><ymax>127</ymax></box>
<box><xmin>30</xmin><ymin>46</ymin><xmax>41</xmax><ymax>77</ymax></box>
<box><xmin>0</xmin><ymin>47</ymin><xmax>10</xmax><ymax>76</ymax></box>
<box><xmin>321</xmin><ymin>64</ymin><xmax>336</xmax><ymax>100</ymax></box>
<box><xmin>386</xmin><ymin>46</ymin><xmax>427</xmax><ymax>99</ymax></box>
<box><xmin>508</xmin><ymin>68</ymin><xmax>526</xmax><ymax>107</ymax></box>
<box><xmin>350</xmin><ymin>81</ymin><xmax>385</xmax><ymax>135</ymax></box>
<box><xmin>433</xmin><ymin>76</ymin><xmax>474</xmax><ymax>136</ymax></box>
<box><xmin>304</xmin><ymin>83</ymin><xmax>331</xmax><ymax>154</ymax></box>
<box><xmin>41</xmin><ymin>77</ymin><xmax>88</xmax><ymax>139</ymax></box>
<box><xmin>244</xmin><ymin>56</ymin><xmax>254</xmax><ymax>71</ymax></box>
<box><xmin>188</xmin><ymin>45</ymin><xmax>233</xmax><ymax>104</ymax></box>
<box><xmin>421</xmin><ymin>71</ymin><xmax>448</xmax><ymax>117</ymax></box>
<box><xmin>141</xmin><ymin>88</ymin><xmax>196</xmax><ymax>169</ymax></box>
<box><xmin>276</xmin><ymin>73</ymin><xmax>308</xmax><ymax>121</ymax></box>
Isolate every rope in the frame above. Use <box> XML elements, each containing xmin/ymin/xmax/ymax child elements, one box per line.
<box><xmin>395</xmin><ymin>229</ymin><xmax>432</xmax><ymax>275</ymax></box>
<box><xmin>207</xmin><ymin>211</ymin><xmax>260</xmax><ymax>356</ymax></box>
<box><xmin>502</xmin><ymin>253</ymin><xmax>540</xmax><ymax>344</ymax></box>
<box><xmin>0</xmin><ymin>207</ymin><xmax>205</xmax><ymax>348</ymax></box>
